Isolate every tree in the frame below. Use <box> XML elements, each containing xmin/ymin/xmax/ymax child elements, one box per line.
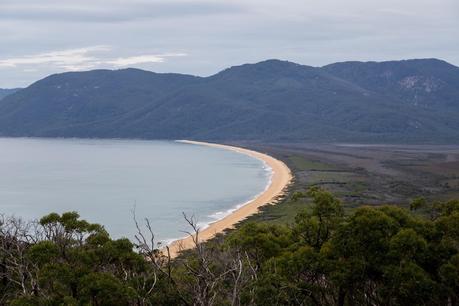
<box><xmin>293</xmin><ymin>187</ymin><xmax>343</xmax><ymax>250</ymax></box>
<box><xmin>410</xmin><ymin>196</ymin><xmax>426</xmax><ymax>211</ymax></box>
<box><xmin>1</xmin><ymin>192</ymin><xmax>459</xmax><ymax>305</ymax></box>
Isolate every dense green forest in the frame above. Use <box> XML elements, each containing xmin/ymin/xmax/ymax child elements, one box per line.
<box><xmin>2</xmin><ymin>59</ymin><xmax>459</xmax><ymax>143</ymax></box>
<box><xmin>1</xmin><ymin>188</ymin><xmax>458</xmax><ymax>305</ymax></box>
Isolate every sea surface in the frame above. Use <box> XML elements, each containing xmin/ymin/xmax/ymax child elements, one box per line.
<box><xmin>0</xmin><ymin>138</ymin><xmax>271</xmax><ymax>244</ymax></box>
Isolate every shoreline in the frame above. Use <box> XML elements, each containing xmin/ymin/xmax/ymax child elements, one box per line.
<box><xmin>168</xmin><ymin>140</ymin><xmax>293</xmax><ymax>258</ymax></box>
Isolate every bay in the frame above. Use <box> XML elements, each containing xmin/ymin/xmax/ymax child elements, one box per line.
<box><xmin>0</xmin><ymin>138</ymin><xmax>271</xmax><ymax>244</ymax></box>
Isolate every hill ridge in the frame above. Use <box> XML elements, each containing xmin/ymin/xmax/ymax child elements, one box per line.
<box><xmin>1</xmin><ymin>58</ymin><xmax>458</xmax><ymax>143</ymax></box>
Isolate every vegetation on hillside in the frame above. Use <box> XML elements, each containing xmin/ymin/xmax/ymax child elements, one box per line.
<box><xmin>0</xmin><ymin>88</ymin><xmax>20</xmax><ymax>101</ymax></box>
<box><xmin>1</xmin><ymin>188</ymin><xmax>458</xmax><ymax>305</ymax></box>
<box><xmin>1</xmin><ymin>59</ymin><xmax>459</xmax><ymax>142</ymax></box>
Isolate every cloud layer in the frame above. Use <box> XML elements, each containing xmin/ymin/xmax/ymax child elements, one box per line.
<box><xmin>0</xmin><ymin>47</ymin><xmax>187</xmax><ymax>71</ymax></box>
<box><xmin>1</xmin><ymin>0</ymin><xmax>458</xmax><ymax>87</ymax></box>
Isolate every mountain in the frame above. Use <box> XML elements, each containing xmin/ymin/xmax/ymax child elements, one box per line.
<box><xmin>0</xmin><ymin>69</ymin><xmax>199</xmax><ymax>137</ymax></box>
<box><xmin>323</xmin><ymin>59</ymin><xmax>459</xmax><ymax>109</ymax></box>
<box><xmin>0</xmin><ymin>59</ymin><xmax>458</xmax><ymax>143</ymax></box>
<box><xmin>0</xmin><ymin>88</ymin><xmax>21</xmax><ymax>100</ymax></box>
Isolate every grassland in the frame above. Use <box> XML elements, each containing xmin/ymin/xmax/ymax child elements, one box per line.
<box><xmin>234</xmin><ymin>143</ymin><xmax>459</xmax><ymax>225</ymax></box>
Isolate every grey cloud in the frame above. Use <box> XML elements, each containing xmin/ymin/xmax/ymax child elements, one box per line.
<box><xmin>0</xmin><ymin>0</ymin><xmax>458</xmax><ymax>87</ymax></box>
<box><xmin>0</xmin><ymin>1</ymin><xmax>246</xmax><ymax>23</ymax></box>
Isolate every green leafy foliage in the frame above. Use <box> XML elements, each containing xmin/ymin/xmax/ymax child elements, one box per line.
<box><xmin>1</xmin><ymin>189</ymin><xmax>458</xmax><ymax>305</ymax></box>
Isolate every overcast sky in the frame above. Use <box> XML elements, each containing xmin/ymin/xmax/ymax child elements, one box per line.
<box><xmin>1</xmin><ymin>0</ymin><xmax>458</xmax><ymax>87</ymax></box>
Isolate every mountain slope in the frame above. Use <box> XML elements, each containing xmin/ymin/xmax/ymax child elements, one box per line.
<box><xmin>0</xmin><ymin>69</ymin><xmax>200</xmax><ymax>136</ymax></box>
<box><xmin>0</xmin><ymin>88</ymin><xmax>21</xmax><ymax>100</ymax></box>
<box><xmin>322</xmin><ymin>59</ymin><xmax>459</xmax><ymax>109</ymax></box>
<box><xmin>0</xmin><ymin>59</ymin><xmax>458</xmax><ymax>143</ymax></box>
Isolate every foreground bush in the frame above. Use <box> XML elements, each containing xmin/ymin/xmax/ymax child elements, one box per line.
<box><xmin>1</xmin><ymin>189</ymin><xmax>458</xmax><ymax>305</ymax></box>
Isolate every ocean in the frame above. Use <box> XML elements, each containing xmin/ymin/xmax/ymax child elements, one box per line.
<box><xmin>0</xmin><ymin>138</ymin><xmax>271</xmax><ymax>245</ymax></box>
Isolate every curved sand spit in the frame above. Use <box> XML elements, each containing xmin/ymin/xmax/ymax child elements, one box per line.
<box><xmin>167</xmin><ymin>140</ymin><xmax>293</xmax><ymax>258</ymax></box>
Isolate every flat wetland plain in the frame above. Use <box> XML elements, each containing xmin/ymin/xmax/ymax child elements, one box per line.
<box><xmin>226</xmin><ymin>142</ymin><xmax>459</xmax><ymax>225</ymax></box>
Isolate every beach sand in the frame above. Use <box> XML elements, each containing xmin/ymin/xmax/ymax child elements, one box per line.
<box><xmin>167</xmin><ymin>140</ymin><xmax>293</xmax><ymax>258</ymax></box>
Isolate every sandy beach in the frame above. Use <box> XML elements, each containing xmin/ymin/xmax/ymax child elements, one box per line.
<box><xmin>168</xmin><ymin>140</ymin><xmax>292</xmax><ymax>257</ymax></box>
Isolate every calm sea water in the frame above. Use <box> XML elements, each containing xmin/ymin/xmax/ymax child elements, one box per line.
<box><xmin>0</xmin><ymin>138</ymin><xmax>271</xmax><ymax>244</ymax></box>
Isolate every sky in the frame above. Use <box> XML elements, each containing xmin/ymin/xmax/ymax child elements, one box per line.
<box><xmin>1</xmin><ymin>0</ymin><xmax>458</xmax><ymax>88</ymax></box>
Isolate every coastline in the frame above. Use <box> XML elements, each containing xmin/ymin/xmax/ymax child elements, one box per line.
<box><xmin>168</xmin><ymin>140</ymin><xmax>293</xmax><ymax>258</ymax></box>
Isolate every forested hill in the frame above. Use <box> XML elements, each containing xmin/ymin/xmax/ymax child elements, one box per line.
<box><xmin>1</xmin><ymin>59</ymin><xmax>459</xmax><ymax>143</ymax></box>
<box><xmin>0</xmin><ymin>88</ymin><xmax>20</xmax><ymax>100</ymax></box>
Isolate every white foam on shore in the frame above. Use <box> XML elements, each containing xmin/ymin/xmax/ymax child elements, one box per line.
<box><xmin>207</xmin><ymin>162</ymin><xmax>272</xmax><ymax>221</ymax></box>
<box><xmin>162</xmin><ymin>148</ymin><xmax>274</xmax><ymax>246</ymax></box>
